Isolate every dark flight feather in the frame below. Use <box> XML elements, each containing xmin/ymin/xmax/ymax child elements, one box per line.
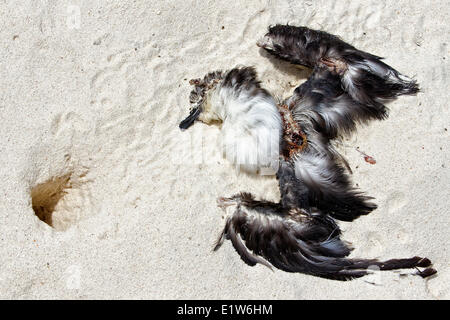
<box><xmin>280</xmin><ymin>67</ymin><xmax>378</xmax><ymax>222</ymax></box>
<box><xmin>215</xmin><ymin>190</ymin><xmax>436</xmax><ymax>281</ymax></box>
<box><xmin>258</xmin><ymin>25</ymin><xmax>419</xmax><ymax>108</ymax></box>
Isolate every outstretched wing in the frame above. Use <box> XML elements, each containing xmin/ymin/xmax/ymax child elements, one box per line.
<box><xmin>287</xmin><ymin>66</ymin><xmax>389</xmax><ymax>140</ymax></box>
<box><xmin>214</xmin><ymin>195</ymin><xmax>435</xmax><ymax>281</ymax></box>
<box><xmin>278</xmin><ymin>69</ymin><xmax>378</xmax><ymax>222</ymax></box>
<box><xmin>258</xmin><ymin>24</ymin><xmax>419</xmax><ymax>108</ymax></box>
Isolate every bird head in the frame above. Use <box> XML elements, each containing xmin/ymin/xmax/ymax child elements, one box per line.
<box><xmin>179</xmin><ymin>71</ymin><xmax>223</xmax><ymax>130</ymax></box>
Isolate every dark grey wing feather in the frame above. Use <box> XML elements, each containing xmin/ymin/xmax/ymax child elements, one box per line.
<box><xmin>216</xmin><ymin>195</ymin><xmax>436</xmax><ymax>281</ymax></box>
<box><xmin>278</xmin><ymin>65</ymin><xmax>384</xmax><ymax>222</ymax></box>
<box><xmin>288</xmin><ymin>66</ymin><xmax>388</xmax><ymax>140</ymax></box>
<box><xmin>258</xmin><ymin>25</ymin><xmax>419</xmax><ymax>107</ymax></box>
<box><xmin>226</xmin><ymin>214</ymin><xmax>274</xmax><ymax>270</ymax></box>
<box><xmin>290</xmin><ymin>141</ymin><xmax>377</xmax><ymax>222</ymax></box>
<box><xmin>278</xmin><ymin>99</ymin><xmax>377</xmax><ymax>222</ymax></box>
<box><xmin>342</xmin><ymin>52</ymin><xmax>420</xmax><ymax>106</ymax></box>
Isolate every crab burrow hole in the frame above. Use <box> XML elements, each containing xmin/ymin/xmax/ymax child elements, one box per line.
<box><xmin>31</xmin><ymin>168</ymin><xmax>90</xmax><ymax>231</ymax></box>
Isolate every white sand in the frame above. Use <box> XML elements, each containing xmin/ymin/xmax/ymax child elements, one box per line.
<box><xmin>0</xmin><ymin>0</ymin><xmax>448</xmax><ymax>299</ymax></box>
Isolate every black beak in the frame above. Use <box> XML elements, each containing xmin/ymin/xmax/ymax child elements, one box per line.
<box><xmin>179</xmin><ymin>107</ymin><xmax>201</xmax><ymax>130</ymax></box>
